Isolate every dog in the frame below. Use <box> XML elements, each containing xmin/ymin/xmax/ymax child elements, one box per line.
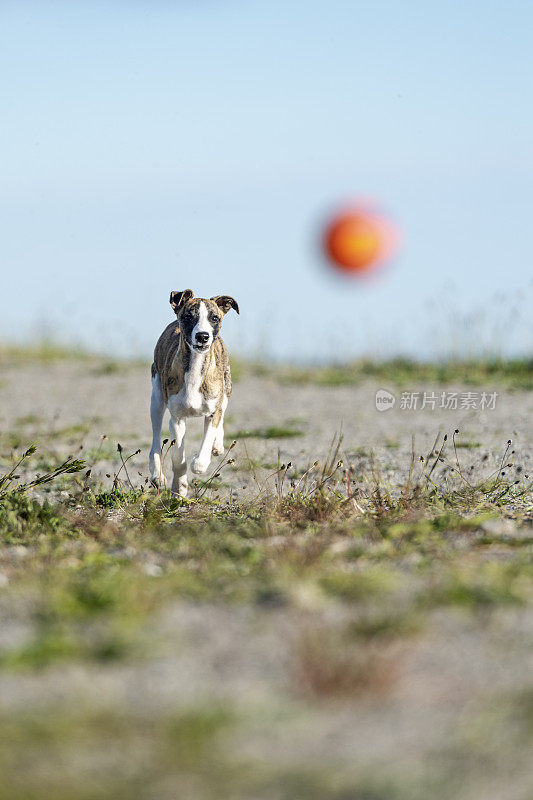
<box><xmin>149</xmin><ymin>289</ymin><xmax>239</xmax><ymax>497</ymax></box>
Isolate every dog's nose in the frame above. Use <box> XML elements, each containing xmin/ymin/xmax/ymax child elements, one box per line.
<box><xmin>195</xmin><ymin>331</ymin><xmax>209</xmax><ymax>344</ymax></box>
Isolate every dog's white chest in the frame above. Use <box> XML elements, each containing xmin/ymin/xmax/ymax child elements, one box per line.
<box><xmin>183</xmin><ymin>378</ymin><xmax>203</xmax><ymax>412</ymax></box>
<box><xmin>168</xmin><ymin>353</ymin><xmax>218</xmax><ymax>418</ymax></box>
<box><xmin>172</xmin><ymin>384</ymin><xmax>218</xmax><ymax>417</ymax></box>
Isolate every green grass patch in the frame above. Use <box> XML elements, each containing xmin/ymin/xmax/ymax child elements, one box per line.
<box><xmin>227</xmin><ymin>426</ymin><xmax>304</xmax><ymax>439</ymax></box>
<box><xmin>274</xmin><ymin>356</ymin><xmax>533</xmax><ymax>389</ymax></box>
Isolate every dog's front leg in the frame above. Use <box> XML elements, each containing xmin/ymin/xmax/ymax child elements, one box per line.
<box><xmin>212</xmin><ymin>395</ymin><xmax>228</xmax><ymax>456</ymax></box>
<box><xmin>169</xmin><ymin>416</ymin><xmax>188</xmax><ymax>497</ymax></box>
<box><xmin>149</xmin><ymin>374</ymin><xmax>167</xmax><ymax>487</ymax></box>
<box><xmin>190</xmin><ymin>415</ymin><xmax>217</xmax><ymax>475</ymax></box>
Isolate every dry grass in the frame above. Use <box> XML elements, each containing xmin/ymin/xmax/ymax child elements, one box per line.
<box><xmin>0</xmin><ymin>390</ymin><xmax>532</xmax><ymax>799</ymax></box>
<box><xmin>293</xmin><ymin>623</ymin><xmax>404</xmax><ymax>699</ymax></box>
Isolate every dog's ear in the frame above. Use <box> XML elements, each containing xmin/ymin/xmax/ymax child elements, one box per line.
<box><xmin>170</xmin><ymin>289</ymin><xmax>194</xmax><ymax>313</ymax></box>
<box><xmin>211</xmin><ymin>295</ymin><xmax>240</xmax><ymax>315</ymax></box>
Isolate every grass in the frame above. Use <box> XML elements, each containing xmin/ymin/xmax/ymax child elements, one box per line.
<box><xmin>293</xmin><ymin>622</ymin><xmax>404</xmax><ymax>698</ymax></box>
<box><xmin>0</xmin><ymin>702</ymin><xmax>456</xmax><ymax>800</ymax></box>
<box><xmin>2</xmin><ymin>341</ymin><xmax>532</xmax><ymax>388</ymax></box>
<box><xmin>0</xmin><ymin>340</ymin><xmax>94</xmax><ymax>364</ymax></box>
<box><xmin>272</xmin><ymin>356</ymin><xmax>533</xmax><ymax>389</ymax></box>
<box><xmin>0</xmin><ymin>688</ymin><xmax>531</xmax><ymax>800</ymax></box>
<box><xmin>0</xmin><ymin>434</ymin><xmax>530</xmax><ymax>673</ymax></box>
<box><xmin>0</xmin><ymin>705</ymin><xmax>234</xmax><ymax>800</ymax></box>
<box><xmin>0</xmin><ymin>340</ymin><xmax>147</xmax><ymax>372</ymax></box>
<box><xmin>226</xmin><ymin>425</ymin><xmax>304</xmax><ymax>439</ymax></box>
<box><xmin>0</xmin><ymin>347</ymin><xmax>532</xmax><ymax>798</ymax></box>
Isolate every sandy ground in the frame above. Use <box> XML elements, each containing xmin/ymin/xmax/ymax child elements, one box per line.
<box><xmin>0</xmin><ymin>360</ymin><xmax>531</xmax><ymax>494</ymax></box>
<box><xmin>0</xmin><ymin>361</ymin><xmax>532</xmax><ymax>797</ymax></box>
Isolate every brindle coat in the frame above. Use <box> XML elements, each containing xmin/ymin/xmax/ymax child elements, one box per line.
<box><xmin>149</xmin><ymin>290</ymin><xmax>239</xmax><ymax>496</ymax></box>
<box><xmin>152</xmin><ymin>305</ymin><xmax>232</xmax><ymax>427</ymax></box>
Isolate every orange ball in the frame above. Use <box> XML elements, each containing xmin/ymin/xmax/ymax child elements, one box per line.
<box><xmin>324</xmin><ymin>207</ymin><xmax>398</xmax><ymax>274</ymax></box>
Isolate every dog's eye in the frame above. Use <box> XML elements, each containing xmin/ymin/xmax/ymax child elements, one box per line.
<box><xmin>209</xmin><ymin>314</ymin><xmax>220</xmax><ymax>324</ymax></box>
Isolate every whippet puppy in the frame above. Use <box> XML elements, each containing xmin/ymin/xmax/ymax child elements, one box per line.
<box><xmin>149</xmin><ymin>289</ymin><xmax>239</xmax><ymax>497</ymax></box>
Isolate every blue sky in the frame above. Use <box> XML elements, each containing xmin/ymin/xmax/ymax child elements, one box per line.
<box><xmin>2</xmin><ymin>0</ymin><xmax>532</xmax><ymax>360</ymax></box>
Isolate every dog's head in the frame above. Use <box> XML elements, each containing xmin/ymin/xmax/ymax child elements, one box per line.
<box><xmin>170</xmin><ymin>290</ymin><xmax>239</xmax><ymax>353</ymax></box>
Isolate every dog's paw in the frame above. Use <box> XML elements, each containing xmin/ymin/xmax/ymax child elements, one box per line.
<box><xmin>171</xmin><ymin>476</ymin><xmax>188</xmax><ymax>498</ymax></box>
<box><xmin>212</xmin><ymin>441</ymin><xmax>224</xmax><ymax>456</ymax></box>
<box><xmin>150</xmin><ymin>473</ymin><xmax>167</xmax><ymax>489</ymax></box>
<box><xmin>190</xmin><ymin>455</ymin><xmax>209</xmax><ymax>475</ymax></box>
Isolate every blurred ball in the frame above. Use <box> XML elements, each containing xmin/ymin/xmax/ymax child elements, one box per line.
<box><xmin>323</xmin><ymin>205</ymin><xmax>398</xmax><ymax>275</ymax></box>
